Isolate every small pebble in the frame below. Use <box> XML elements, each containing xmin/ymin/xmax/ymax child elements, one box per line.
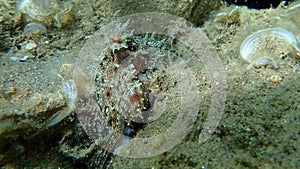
<box><xmin>123</xmin><ymin>126</ymin><xmax>132</xmax><ymax>137</ymax></box>
<box><xmin>269</xmin><ymin>75</ymin><xmax>283</xmax><ymax>83</ymax></box>
<box><xmin>25</xmin><ymin>42</ymin><xmax>37</xmax><ymax>50</ymax></box>
<box><xmin>9</xmin><ymin>56</ymin><xmax>19</xmax><ymax>61</ymax></box>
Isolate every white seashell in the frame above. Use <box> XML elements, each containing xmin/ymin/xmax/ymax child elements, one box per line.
<box><xmin>24</xmin><ymin>42</ymin><xmax>37</xmax><ymax>50</ymax></box>
<box><xmin>9</xmin><ymin>56</ymin><xmax>19</xmax><ymax>61</ymax></box>
<box><xmin>17</xmin><ymin>0</ymin><xmax>60</xmax><ymax>26</ymax></box>
<box><xmin>240</xmin><ymin>28</ymin><xmax>300</xmax><ymax>68</ymax></box>
<box><xmin>246</xmin><ymin>56</ymin><xmax>279</xmax><ymax>70</ymax></box>
<box><xmin>19</xmin><ymin>55</ymin><xmax>29</xmax><ymax>62</ymax></box>
<box><xmin>23</xmin><ymin>22</ymin><xmax>47</xmax><ymax>35</ymax></box>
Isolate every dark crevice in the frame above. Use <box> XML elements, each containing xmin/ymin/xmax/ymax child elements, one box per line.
<box><xmin>222</xmin><ymin>0</ymin><xmax>294</xmax><ymax>9</ymax></box>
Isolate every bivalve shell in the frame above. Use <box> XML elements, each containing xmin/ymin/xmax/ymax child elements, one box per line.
<box><xmin>23</xmin><ymin>22</ymin><xmax>47</xmax><ymax>35</ymax></box>
<box><xmin>240</xmin><ymin>28</ymin><xmax>300</xmax><ymax>68</ymax></box>
<box><xmin>17</xmin><ymin>0</ymin><xmax>60</xmax><ymax>26</ymax></box>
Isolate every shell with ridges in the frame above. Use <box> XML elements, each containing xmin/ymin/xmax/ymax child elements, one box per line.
<box><xmin>240</xmin><ymin>27</ymin><xmax>300</xmax><ymax>68</ymax></box>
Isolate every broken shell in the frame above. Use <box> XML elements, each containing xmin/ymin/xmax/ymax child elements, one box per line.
<box><xmin>247</xmin><ymin>56</ymin><xmax>279</xmax><ymax>70</ymax></box>
<box><xmin>23</xmin><ymin>22</ymin><xmax>47</xmax><ymax>35</ymax></box>
<box><xmin>17</xmin><ymin>0</ymin><xmax>60</xmax><ymax>26</ymax></box>
<box><xmin>24</xmin><ymin>42</ymin><xmax>37</xmax><ymax>50</ymax></box>
<box><xmin>240</xmin><ymin>28</ymin><xmax>300</xmax><ymax>68</ymax></box>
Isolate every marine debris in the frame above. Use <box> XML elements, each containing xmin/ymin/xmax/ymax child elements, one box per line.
<box><xmin>240</xmin><ymin>27</ymin><xmax>300</xmax><ymax>69</ymax></box>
